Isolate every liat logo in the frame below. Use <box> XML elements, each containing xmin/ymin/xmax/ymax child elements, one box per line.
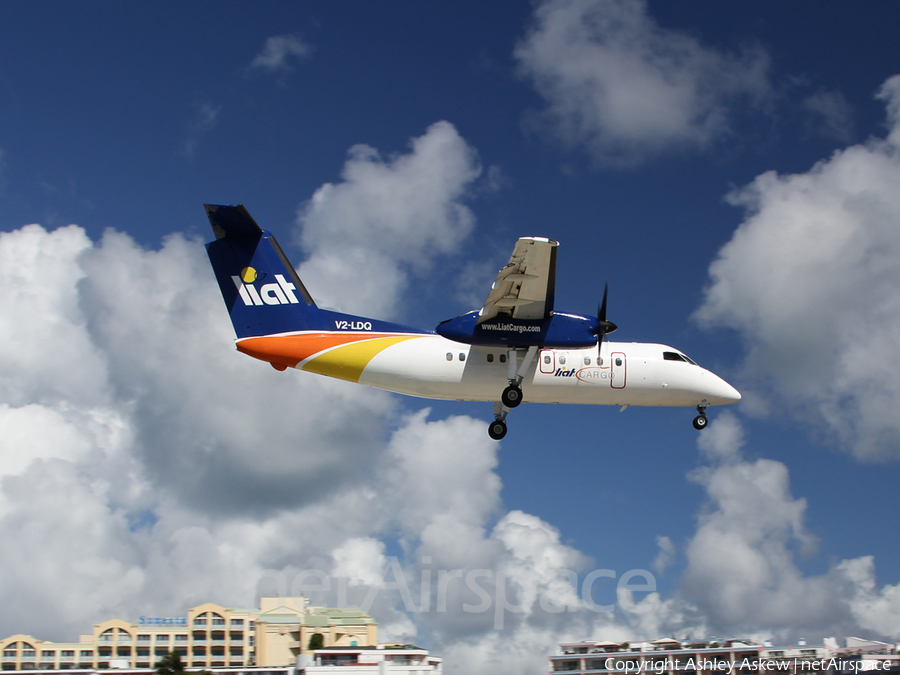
<box><xmin>232</xmin><ymin>267</ymin><xmax>300</xmax><ymax>306</ymax></box>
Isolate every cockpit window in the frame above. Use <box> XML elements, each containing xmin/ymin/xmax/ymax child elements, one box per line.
<box><xmin>663</xmin><ymin>351</ymin><xmax>698</xmax><ymax>365</ymax></box>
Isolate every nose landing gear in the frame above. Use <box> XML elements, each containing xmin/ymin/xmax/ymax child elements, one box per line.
<box><xmin>693</xmin><ymin>400</ymin><xmax>709</xmax><ymax>430</ymax></box>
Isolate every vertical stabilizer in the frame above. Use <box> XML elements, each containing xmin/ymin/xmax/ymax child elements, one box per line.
<box><xmin>205</xmin><ymin>204</ymin><xmax>325</xmax><ymax>338</ymax></box>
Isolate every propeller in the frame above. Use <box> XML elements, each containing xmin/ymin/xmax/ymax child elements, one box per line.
<box><xmin>596</xmin><ymin>282</ymin><xmax>618</xmax><ymax>346</ymax></box>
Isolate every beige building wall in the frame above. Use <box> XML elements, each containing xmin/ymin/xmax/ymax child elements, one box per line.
<box><xmin>1</xmin><ymin>597</ymin><xmax>376</xmax><ymax>670</ymax></box>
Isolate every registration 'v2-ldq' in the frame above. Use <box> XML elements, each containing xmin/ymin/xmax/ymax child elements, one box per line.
<box><xmin>205</xmin><ymin>204</ymin><xmax>740</xmax><ymax>440</ymax></box>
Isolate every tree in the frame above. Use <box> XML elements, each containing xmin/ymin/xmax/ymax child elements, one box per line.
<box><xmin>154</xmin><ymin>652</ymin><xmax>185</xmax><ymax>675</ymax></box>
<box><xmin>308</xmin><ymin>633</ymin><xmax>324</xmax><ymax>651</ymax></box>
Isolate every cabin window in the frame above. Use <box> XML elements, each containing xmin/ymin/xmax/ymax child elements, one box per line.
<box><xmin>543</xmin><ymin>354</ymin><xmax>551</xmax><ymax>364</ymax></box>
<box><xmin>598</xmin><ymin>357</ymin><xmax>604</xmax><ymax>366</ymax></box>
<box><xmin>615</xmin><ymin>357</ymin><xmax>622</xmax><ymax>366</ymax></box>
<box><xmin>446</xmin><ymin>352</ymin><xmax>453</xmax><ymax>361</ymax></box>
<box><xmin>559</xmin><ymin>355</ymin><xmax>567</xmax><ymax>365</ymax></box>
<box><xmin>487</xmin><ymin>353</ymin><xmax>494</xmax><ymax>363</ymax></box>
<box><xmin>664</xmin><ymin>351</ymin><xmax>686</xmax><ymax>362</ymax></box>
<box><xmin>499</xmin><ymin>354</ymin><xmax>507</xmax><ymax>363</ymax></box>
<box><xmin>459</xmin><ymin>353</ymin><xmax>465</xmax><ymax>361</ymax></box>
<box><xmin>584</xmin><ymin>356</ymin><xmax>591</xmax><ymax>365</ymax></box>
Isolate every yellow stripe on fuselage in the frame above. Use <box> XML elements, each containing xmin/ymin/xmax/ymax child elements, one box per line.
<box><xmin>301</xmin><ymin>335</ymin><xmax>421</xmax><ymax>383</ymax></box>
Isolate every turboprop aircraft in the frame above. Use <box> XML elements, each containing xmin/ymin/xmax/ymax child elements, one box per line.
<box><xmin>205</xmin><ymin>204</ymin><xmax>741</xmax><ymax>440</ymax></box>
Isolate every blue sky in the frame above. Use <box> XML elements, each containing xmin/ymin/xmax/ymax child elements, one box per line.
<box><xmin>2</xmin><ymin>1</ymin><xmax>900</xmax><ymax>671</ymax></box>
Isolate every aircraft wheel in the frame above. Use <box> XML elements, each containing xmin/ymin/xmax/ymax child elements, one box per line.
<box><xmin>501</xmin><ymin>384</ymin><xmax>523</xmax><ymax>408</ymax></box>
<box><xmin>692</xmin><ymin>414</ymin><xmax>708</xmax><ymax>430</ymax></box>
<box><xmin>488</xmin><ymin>419</ymin><xmax>508</xmax><ymax>440</ymax></box>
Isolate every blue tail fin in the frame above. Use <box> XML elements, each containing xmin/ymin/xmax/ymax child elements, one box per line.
<box><xmin>205</xmin><ymin>204</ymin><xmax>326</xmax><ymax>338</ymax></box>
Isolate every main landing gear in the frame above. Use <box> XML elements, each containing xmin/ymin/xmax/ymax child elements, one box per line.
<box><xmin>488</xmin><ymin>346</ymin><xmax>538</xmax><ymax>440</ymax></box>
<box><xmin>489</xmin><ymin>404</ymin><xmax>509</xmax><ymax>440</ymax></box>
<box><xmin>501</xmin><ymin>383</ymin><xmax>522</xmax><ymax>408</ymax></box>
<box><xmin>692</xmin><ymin>400</ymin><xmax>709</xmax><ymax>430</ymax></box>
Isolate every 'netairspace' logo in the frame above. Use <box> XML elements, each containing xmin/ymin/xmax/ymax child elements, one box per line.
<box><xmin>232</xmin><ymin>267</ymin><xmax>300</xmax><ymax>306</ymax></box>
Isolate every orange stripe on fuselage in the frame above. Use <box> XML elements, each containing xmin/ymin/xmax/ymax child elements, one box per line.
<box><xmin>235</xmin><ymin>332</ymin><xmax>416</xmax><ymax>370</ymax></box>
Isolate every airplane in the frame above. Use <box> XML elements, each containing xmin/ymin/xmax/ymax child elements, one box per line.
<box><xmin>205</xmin><ymin>204</ymin><xmax>741</xmax><ymax>440</ymax></box>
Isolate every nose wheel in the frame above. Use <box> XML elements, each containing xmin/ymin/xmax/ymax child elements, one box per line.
<box><xmin>692</xmin><ymin>400</ymin><xmax>709</xmax><ymax>430</ymax></box>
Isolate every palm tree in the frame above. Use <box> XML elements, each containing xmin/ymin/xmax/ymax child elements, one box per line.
<box><xmin>154</xmin><ymin>651</ymin><xmax>185</xmax><ymax>675</ymax></box>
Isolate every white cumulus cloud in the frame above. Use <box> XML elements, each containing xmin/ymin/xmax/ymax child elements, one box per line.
<box><xmin>248</xmin><ymin>34</ymin><xmax>312</xmax><ymax>73</ymax></box>
<box><xmin>296</xmin><ymin>121</ymin><xmax>482</xmax><ymax>318</ymax></box>
<box><xmin>515</xmin><ymin>0</ymin><xmax>771</xmax><ymax>166</ymax></box>
<box><xmin>696</xmin><ymin>75</ymin><xmax>900</xmax><ymax>460</ymax></box>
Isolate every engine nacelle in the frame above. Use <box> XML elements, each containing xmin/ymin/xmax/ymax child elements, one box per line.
<box><xmin>436</xmin><ymin>310</ymin><xmax>598</xmax><ymax>348</ymax></box>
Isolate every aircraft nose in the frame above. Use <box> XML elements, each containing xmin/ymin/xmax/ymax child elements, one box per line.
<box><xmin>704</xmin><ymin>371</ymin><xmax>741</xmax><ymax>405</ymax></box>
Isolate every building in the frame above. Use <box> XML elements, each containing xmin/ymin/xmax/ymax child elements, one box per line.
<box><xmin>550</xmin><ymin>637</ymin><xmax>900</xmax><ymax>675</ymax></box>
<box><xmin>1</xmin><ymin>597</ymin><xmax>376</xmax><ymax>671</ymax></box>
<box><xmin>298</xmin><ymin>644</ymin><xmax>442</xmax><ymax>674</ymax></box>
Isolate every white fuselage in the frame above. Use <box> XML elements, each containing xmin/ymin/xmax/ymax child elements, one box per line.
<box><xmin>329</xmin><ymin>334</ymin><xmax>740</xmax><ymax>408</ymax></box>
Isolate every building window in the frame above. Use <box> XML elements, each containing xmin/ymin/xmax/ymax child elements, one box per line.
<box><xmin>61</xmin><ymin>652</ymin><xmax>74</xmax><ymax>658</ymax></box>
<box><xmin>231</xmin><ymin>620</ymin><xmax>244</xmax><ymax>627</ymax></box>
<box><xmin>156</xmin><ymin>636</ymin><xmax>169</xmax><ymax>642</ymax></box>
<box><xmin>41</xmin><ymin>652</ymin><xmax>55</xmax><ymax>658</ymax></box>
<box><xmin>193</xmin><ymin>619</ymin><xmax>207</xmax><ymax>626</ymax></box>
<box><xmin>175</xmin><ymin>636</ymin><xmax>188</xmax><ymax>642</ymax></box>
<box><xmin>137</xmin><ymin>635</ymin><xmax>150</xmax><ymax>642</ymax></box>
<box><xmin>79</xmin><ymin>652</ymin><xmax>92</xmax><ymax>659</ymax></box>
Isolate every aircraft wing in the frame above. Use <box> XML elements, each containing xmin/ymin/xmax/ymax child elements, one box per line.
<box><xmin>477</xmin><ymin>237</ymin><xmax>559</xmax><ymax>323</ymax></box>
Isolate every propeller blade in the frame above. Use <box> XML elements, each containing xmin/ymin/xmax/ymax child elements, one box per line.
<box><xmin>596</xmin><ymin>282</ymin><xmax>617</xmax><ymax>343</ymax></box>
